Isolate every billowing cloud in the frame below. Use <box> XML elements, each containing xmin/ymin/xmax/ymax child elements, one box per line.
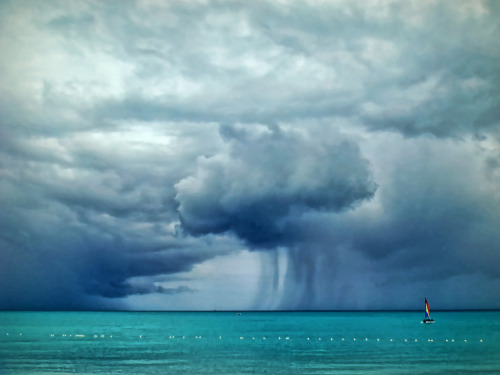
<box><xmin>176</xmin><ymin>124</ymin><xmax>377</xmax><ymax>247</ymax></box>
<box><xmin>0</xmin><ymin>0</ymin><xmax>499</xmax><ymax>310</ymax></box>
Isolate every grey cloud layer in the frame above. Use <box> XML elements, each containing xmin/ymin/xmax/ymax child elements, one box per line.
<box><xmin>85</xmin><ymin>1</ymin><xmax>500</xmax><ymax>136</ymax></box>
<box><xmin>1</xmin><ymin>0</ymin><xmax>499</xmax><ymax>309</ymax></box>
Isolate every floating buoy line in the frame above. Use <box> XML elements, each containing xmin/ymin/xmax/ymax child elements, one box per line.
<box><xmin>1</xmin><ymin>332</ymin><xmax>484</xmax><ymax>343</ymax></box>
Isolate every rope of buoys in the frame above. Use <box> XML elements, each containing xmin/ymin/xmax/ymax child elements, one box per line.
<box><xmin>2</xmin><ymin>332</ymin><xmax>485</xmax><ymax>343</ymax></box>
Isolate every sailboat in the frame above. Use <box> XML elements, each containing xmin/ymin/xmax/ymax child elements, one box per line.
<box><xmin>422</xmin><ymin>298</ymin><xmax>435</xmax><ymax>324</ymax></box>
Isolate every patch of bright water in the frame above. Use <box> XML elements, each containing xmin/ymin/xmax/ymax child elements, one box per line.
<box><xmin>1</xmin><ymin>311</ymin><xmax>499</xmax><ymax>374</ymax></box>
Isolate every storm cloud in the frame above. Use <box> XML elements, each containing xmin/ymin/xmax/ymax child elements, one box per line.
<box><xmin>176</xmin><ymin>124</ymin><xmax>377</xmax><ymax>247</ymax></box>
<box><xmin>0</xmin><ymin>0</ymin><xmax>499</xmax><ymax>310</ymax></box>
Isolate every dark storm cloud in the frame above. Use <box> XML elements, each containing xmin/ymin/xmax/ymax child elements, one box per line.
<box><xmin>175</xmin><ymin>124</ymin><xmax>377</xmax><ymax>247</ymax></box>
<box><xmin>1</xmin><ymin>0</ymin><xmax>500</xmax><ymax>310</ymax></box>
<box><xmin>0</xmin><ymin>190</ymin><xmax>232</xmax><ymax>309</ymax></box>
<box><xmin>276</xmin><ymin>136</ymin><xmax>500</xmax><ymax>309</ymax></box>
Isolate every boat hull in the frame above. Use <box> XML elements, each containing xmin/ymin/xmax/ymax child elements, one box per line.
<box><xmin>422</xmin><ymin>319</ymin><xmax>435</xmax><ymax>324</ymax></box>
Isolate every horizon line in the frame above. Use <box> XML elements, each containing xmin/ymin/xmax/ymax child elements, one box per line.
<box><xmin>2</xmin><ymin>309</ymin><xmax>499</xmax><ymax>313</ymax></box>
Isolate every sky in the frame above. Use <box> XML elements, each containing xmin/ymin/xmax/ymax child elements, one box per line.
<box><xmin>1</xmin><ymin>0</ymin><xmax>500</xmax><ymax>311</ymax></box>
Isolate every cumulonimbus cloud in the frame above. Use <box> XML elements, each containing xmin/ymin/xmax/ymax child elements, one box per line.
<box><xmin>175</xmin><ymin>124</ymin><xmax>377</xmax><ymax>248</ymax></box>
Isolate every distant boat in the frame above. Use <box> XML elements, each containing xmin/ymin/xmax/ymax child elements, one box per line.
<box><xmin>422</xmin><ymin>298</ymin><xmax>435</xmax><ymax>324</ymax></box>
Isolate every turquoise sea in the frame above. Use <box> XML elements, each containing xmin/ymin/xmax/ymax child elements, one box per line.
<box><xmin>1</xmin><ymin>311</ymin><xmax>499</xmax><ymax>374</ymax></box>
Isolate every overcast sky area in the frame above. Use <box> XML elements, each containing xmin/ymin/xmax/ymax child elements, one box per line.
<box><xmin>1</xmin><ymin>0</ymin><xmax>500</xmax><ymax>311</ymax></box>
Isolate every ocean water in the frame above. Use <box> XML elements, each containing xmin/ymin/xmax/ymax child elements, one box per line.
<box><xmin>1</xmin><ymin>311</ymin><xmax>499</xmax><ymax>374</ymax></box>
